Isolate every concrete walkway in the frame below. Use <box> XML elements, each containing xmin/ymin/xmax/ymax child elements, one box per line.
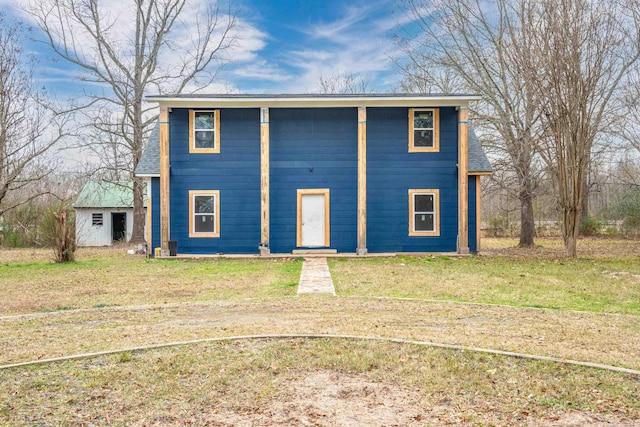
<box><xmin>297</xmin><ymin>257</ymin><xmax>336</xmax><ymax>295</ymax></box>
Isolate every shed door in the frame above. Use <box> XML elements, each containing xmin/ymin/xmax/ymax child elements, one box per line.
<box><xmin>112</xmin><ymin>212</ymin><xmax>126</xmax><ymax>242</ymax></box>
<box><xmin>297</xmin><ymin>189</ymin><xmax>330</xmax><ymax>248</ymax></box>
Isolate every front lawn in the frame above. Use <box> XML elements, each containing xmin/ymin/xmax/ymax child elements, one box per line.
<box><xmin>0</xmin><ymin>238</ymin><xmax>639</xmax><ymax>426</ymax></box>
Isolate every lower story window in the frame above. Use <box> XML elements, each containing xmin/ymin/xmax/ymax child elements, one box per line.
<box><xmin>409</xmin><ymin>189</ymin><xmax>440</xmax><ymax>236</ymax></box>
<box><xmin>189</xmin><ymin>190</ymin><xmax>220</xmax><ymax>238</ymax></box>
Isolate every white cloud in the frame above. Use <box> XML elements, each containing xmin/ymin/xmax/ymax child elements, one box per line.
<box><xmin>278</xmin><ymin>2</ymin><xmax>400</xmax><ymax>92</ymax></box>
<box><xmin>14</xmin><ymin>0</ymin><xmax>268</xmax><ymax>95</ymax></box>
<box><xmin>232</xmin><ymin>60</ymin><xmax>291</xmax><ymax>82</ymax></box>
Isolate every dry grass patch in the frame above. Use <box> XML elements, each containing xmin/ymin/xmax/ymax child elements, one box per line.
<box><xmin>0</xmin><ymin>249</ymin><xmax>301</xmax><ymax>315</ymax></box>
<box><xmin>2</xmin><ymin>298</ymin><xmax>639</xmax><ymax>370</ymax></box>
<box><xmin>481</xmin><ymin>236</ymin><xmax>640</xmax><ymax>259</ymax></box>
<box><xmin>1</xmin><ymin>338</ymin><xmax>638</xmax><ymax>426</ymax></box>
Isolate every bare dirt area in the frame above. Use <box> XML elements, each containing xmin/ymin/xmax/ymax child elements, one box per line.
<box><xmin>130</xmin><ymin>371</ymin><xmax>637</xmax><ymax>427</ymax></box>
<box><xmin>188</xmin><ymin>371</ymin><xmax>429</xmax><ymax>427</ymax></box>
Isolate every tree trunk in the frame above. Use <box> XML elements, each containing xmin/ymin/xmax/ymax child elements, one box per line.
<box><xmin>519</xmin><ymin>190</ymin><xmax>535</xmax><ymax>247</ymax></box>
<box><xmin>128</xmin><ymin>96</ymin><xmax>145</xmax><ymax>245</ymax></box>
<box><xmin>129</xmin><ymin>176</ymin><xmax>146</xmax><ymax>244</ymax></box>
<box><xmin>562</xmin><ymin>207</ymin><xmax>580</xmax><ymax>257</ymax></box>
<box><xmin>580</xmin><ymin>150</ymin><xmax>591</xmax><ymax>224</ymax></box>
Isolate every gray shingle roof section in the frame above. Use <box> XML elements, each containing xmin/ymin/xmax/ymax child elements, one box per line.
<box><xmin>468</xmin><ymin>126</ymin><xmax>493</xmax><ymax>174</ymax></box>
<box><xmin>135</xmin><ymin>122</ymin><xmax>160</xmax><ymax>176</ymax></box>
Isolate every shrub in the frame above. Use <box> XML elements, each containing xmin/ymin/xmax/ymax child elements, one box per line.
<box><xmin>0</xmin><ymin>224</ymin><xmax>23</xmax><ymax>247</ymax></box>
<box><xmin>579</xmin><ymin>215</ymin><xmax>601</xmax><ymax>236</ymax></box>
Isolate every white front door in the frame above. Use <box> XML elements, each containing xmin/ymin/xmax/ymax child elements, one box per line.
<box><xmin>301</xmin><ymin>194</ymin><xmax>325</xmax><ymax>246</ymax></box>
<box><xmin>297</xmin><ymin>189</ymin><xmax>330</xmax><ymax>248</ymax></box>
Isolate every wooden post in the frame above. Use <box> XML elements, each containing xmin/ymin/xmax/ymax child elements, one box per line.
<box><xmin>159</xmin><ymin>106</ymin><xmax>170</xmax><ymax>255</ymax></box>
<box><xmin>357</xmin><ymin>107</ymin><xmax>367</xmax><ymax>255</ymax></box>
<box><xmin>146</xmin><ymin>178</ymin><xmax>152</xmax><ymax>256</ymax></box>
<box><xmin>476</xmin><ymin>175</ymin><xmax>482</xmax><ymax>252</ymax></box>
<box><xmin>458</xmin><ymin>106</ymin><xmax>469</xmax><ymax>254</ymax></box>
<box><xmin>260</xmin><ymin>107</ymin><xmax>270</xmax><ymax>255</ymax></box>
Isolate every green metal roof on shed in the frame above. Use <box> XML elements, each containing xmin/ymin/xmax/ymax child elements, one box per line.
<box><xmin>73</xmin><ymin>181</ymin><xmax>147</xmax><ymax>209</ymax></box>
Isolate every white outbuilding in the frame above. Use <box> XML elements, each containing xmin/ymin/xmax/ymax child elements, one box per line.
<box><xmin>73</xmin><ymin>181</ymin><xmax>147</xmax><ymax>246</ymax></box>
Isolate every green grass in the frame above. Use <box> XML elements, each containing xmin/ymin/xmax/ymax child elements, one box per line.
<box><xmin>0</xmin><ymin>256</ymin><xmax>302</xmax><ymax>315</ymax></box>
<box><xmin>2</xmin><ymin>243</ymin><xmax>639</xmax><ymax>315</ymax></box>
<box><xmin>329</xmin><ymin>255</ymin><xmax>640</xmax><ymax>314</ymax></box>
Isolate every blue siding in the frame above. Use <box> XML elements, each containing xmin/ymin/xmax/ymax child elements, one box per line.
<box><xmin>151</xmin><ymin>177</ymin><xmax>160</xmax><ymax>255</ymax></box>
<box><xmin>160</xmin><ymin>105</ymin><xmax>468</xmax><ymax>254</ymax></box>
<box><xmin>270</xmin><ymin>108</ymin><xmax>358</xmax><ymax>253</ymax></box>
<box><xmin>468</xmin><ymin>176</ymin><xmax>477</xmax><ymax>253</ymax></box>
<box><xmin>367</xmin><ymin>107</ymin><xmax>459</xmax><ymax>252</ymax></box>
<box><xmin>168</xmin><ymin>108</ymin><xmax>261</xmax><ymax>254</ymax></box>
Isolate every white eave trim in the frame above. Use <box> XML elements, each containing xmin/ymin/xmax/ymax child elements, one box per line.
<box><xmin>146</xmin><ymin>95</ymin><xmax>482</xmax><ymax>109</ymax></box>
<box><xmin>135</xmin><ymin>173</ymin><xmax>160</xmax><ymax>178</ymax></box>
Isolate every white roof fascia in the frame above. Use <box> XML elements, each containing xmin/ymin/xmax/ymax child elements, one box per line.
<box><xmin>146</xmin><ymin>95</ymin><xmax>482</xmax><ymax>109</ymax></box>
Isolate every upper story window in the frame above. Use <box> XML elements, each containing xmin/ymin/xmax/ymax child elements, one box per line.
<box><xmin>189</xmin><ymin>190</ymin><xmax>220</xmax><ymax>238</ymax></box>
<box><xmin>409</xmin><ymin>189</ymin><xmax>440</xmax><ymax>236</ymax></box>
<box><xmin>189</xmin><ymin>109</ymin><xmax>220</xmax><ymax>153</ymax></box>
<box><xmin>409</xmin><ymin>108</ymin><xmax>440</xmax><ymax>152</ymax></box>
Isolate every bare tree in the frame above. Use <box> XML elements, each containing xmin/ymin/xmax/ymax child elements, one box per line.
<box><xmin>317</xmin><ymin>71</ymin><xmax>374</xmax><ymax>94</ymax></box>
<box><xmin>396</xmin><ymin>61</ymin><xmax>463</xmax><ymax>94</ymax></box>
<box><xmin>27</xmin><ymin>0</ymin><xmax>237</xmax><ymax>243</ymax></box>
<box><xmin>618</xmin><ymin>66</ymin><xmax>640</xmax><ymax>160</ymax></box>
<box><xmin>399</xmin><ymin>0</ymin><xmax>544</xmax><ymax>247</ymax></box>
<box><xmin>515</xmin><ymin>0</ymin><xmax>640</xmax><ymax>256</ymax></box>
<box><xmin>0</xmin><ymin>13</ymin><xmax>69</xmax><ymax>216</ymax></box>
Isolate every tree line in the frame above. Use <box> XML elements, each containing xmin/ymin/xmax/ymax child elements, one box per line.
<box><xmin>396</xmin><ymin>0</ymin><xmax>640</xmax><ymax>256</ymax></box>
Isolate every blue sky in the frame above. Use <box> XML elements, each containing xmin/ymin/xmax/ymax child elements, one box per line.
<box><xmin>230</xmin><ymin>0</ymin><xmax>411</xmax><ymax>93</ymax></box>
<box><xmin>2</xmin><ymin>0</ymin><xmax>421</xmax><ymax>96</ymax></box>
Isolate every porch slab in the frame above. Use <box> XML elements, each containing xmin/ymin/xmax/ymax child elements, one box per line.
<box><xmin>155</xmin><ymin>252</ymin><xmax>464</xmax><ymax>259</ymax></box>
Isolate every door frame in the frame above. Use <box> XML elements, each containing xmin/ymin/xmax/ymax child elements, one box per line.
<box><xmin>296</xmin><ymin>189</ymin><xmax>330</xmax><ymax>247</ymax></box>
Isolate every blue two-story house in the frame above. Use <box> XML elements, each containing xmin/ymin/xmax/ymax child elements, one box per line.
<box><xmin>135</xmin><ymin>94</ymin><xmax>492</xmax><ymax>256</ymax></box>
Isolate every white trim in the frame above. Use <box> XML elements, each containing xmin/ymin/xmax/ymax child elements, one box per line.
<box><xmin>408</xmin><ymin>189</ymin><xmax>440</xmax><ymax>237</ymax></box>
<box><xmin>147</xmin><ymin>95</ymin><xmax>481</xmax><ymax>109</ymax></box>
<box><xmin>189</xmin><ymin>190</ymin><xmax>220</xmax><ymax>238</ymax></box>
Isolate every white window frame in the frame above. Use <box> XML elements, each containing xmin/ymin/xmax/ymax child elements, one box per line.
<box><xmin>409</xmin><ymin>108</ymin><xmax>440</xmax><ymax>152</ymax></box>
<box><xmin>189</xmin><ymin>109</ymin><xmax>220</xmax><ymax>154</ymax></box>
<box><xmin>189</xmin><ymin>190</ymin><xmax>220</xmax><ymax>238</ymax></box>
<box><xmin>409</xmin><ymin>189</ymin><xmax>440</xmax><ymax>236</ymax></box>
